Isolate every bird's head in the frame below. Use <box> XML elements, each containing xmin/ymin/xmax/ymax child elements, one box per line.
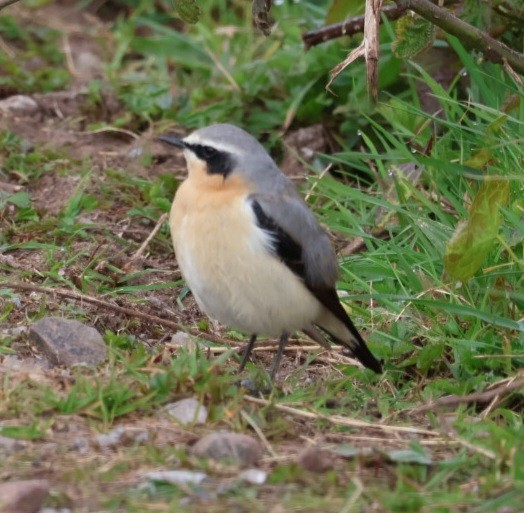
<box><xmin>158</xmin><ymin>124</ymin><xmax>275</xmax><ymax>184</ymax></box>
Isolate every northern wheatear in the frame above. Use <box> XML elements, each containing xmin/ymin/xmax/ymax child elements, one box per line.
<box><xmin>159</xmin><ymin>123</ymin><xmax>382</xmax><ymax>378</ymax></box>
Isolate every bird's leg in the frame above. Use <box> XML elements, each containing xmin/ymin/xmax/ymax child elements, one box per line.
<box><xmin>270</xmin><ymin>331</ymin><xmax>289</xmax><ymax>380</ymax></box>
<box><xmin>238</xmin><ymin>333</ymin><xmax>257</xmax><ymax>372</ymax></box>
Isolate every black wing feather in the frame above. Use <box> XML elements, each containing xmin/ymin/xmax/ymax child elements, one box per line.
<box><xmin>251</xmin><ymin>200</ymin><xmax>305</xmax><ymax>279</ymax></box>
<box><xmin>251</xmin><ymin>200</ymin><xmax>382</xmax><ymax>373</ymax></box>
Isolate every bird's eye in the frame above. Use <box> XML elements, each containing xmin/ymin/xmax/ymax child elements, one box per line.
<box><xmin>201</xmin><ymin>146</ymin><xmax>218</xmax><ymax>159</ymax></box>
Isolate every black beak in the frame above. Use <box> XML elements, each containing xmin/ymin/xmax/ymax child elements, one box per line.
<box><xmin>157</xmin><ymin>134</ymin><xmax>186</xmax><ymax>148</ymax></box>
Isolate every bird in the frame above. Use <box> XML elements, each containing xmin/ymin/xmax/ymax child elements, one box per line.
<box><xmin>158</xmin><ymin>123</ymin><xmax>382</xmax><ymax>379</ymax></box>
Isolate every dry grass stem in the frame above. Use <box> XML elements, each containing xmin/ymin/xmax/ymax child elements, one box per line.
<box><xmin>245</xmin><ymin>395</ymin><xmax>439</xmax><ymax>436</ymax></box>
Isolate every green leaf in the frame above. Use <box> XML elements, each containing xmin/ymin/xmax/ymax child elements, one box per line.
<box><xmin>325</xmin><ymin>0</ymin><xmax>364</xmax><ymax>25</ymax></box>
<box><xmin>0</xmin><ymin>422</ymin><xmax>45</xmax><ymax>440</ymax></box>
<box><xmin>393</xmin><ymin>15</ymin><xmax>436</xmax><ymax>59</ymax></box>
<box><xmin>444</xmin><ymin>179</ymin><xmax>510</xmax><ymax>282</ymax></box>
<box><xmin>0</xmin><ymin>191</ymin><xmax>31</xmax><ymax>208</ymax></box>
<box><xmin>417</xmin><ymin>343</ymin><xmax>446</xmax><ymax>373</ymax></box>
<box><xmin>387</xmin><ymin>443</ymin><xmax>433</xmax><ymax>465</ymax></box>
<box><xmin>333</xmin><ymin>444</ymin><xmax>360</xmax><ymax>457</ymax></box>
<box><xmin>175</xmin><ymin>0</ymin><xmax>201</xmax><ymax>24</ymax></box>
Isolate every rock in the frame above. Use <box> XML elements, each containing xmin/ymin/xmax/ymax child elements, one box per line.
<box><xmin>0</xmin><ymin>435</ymin><xmax>26</xmax><ymax>454</ymax></box>
<box><xmin>143</xmin><ymin>470</ymin><xmax>208</xmax><ymax>485</ymax></box>
<box><xmin>128</xmin><ymin>147</ymin><xmax>143</xmax><ymax>158</ymax></box>
<box><xmin>94</xmin><ymin>426</ymin><xmax>149</xmax><ymax>449</ymax></box>
<box><xmin>238</xmin><ymin>468</ymin><xmax>267</xmax><ymax>484</ymax></box>
<box><xmin>75</xmin><ymin>51</ymin><xmax>103</xmax><ymax>77</ymax></box>
<box><xmin>163</xmin><ymin>398</ymin><xmax>208</xmax><ymax>426</ymax></box>
<box><xmin>170</xmin><ymin>331</ymin><xmax>196</xmax><ymax>352</ymax></box>
<box><xmin>69</xmin><ymin>437</ymin><xmax>89</xmax><ymax>454</ymax></box>
<box><xmin>0</xmin><ymin>479</ymin><xmax>49</xmax><ymax>513</ymax></box>
<box><xmin>0</xmin><ymin>325</ymin><xmax>28</xmax><ymax>337</ymax></box>
<box><xmin>29</xmin><ymin>317</ymin><xmax>107</xmax><ymax>367</ymax></box>
<box><xmin>1</xmin><ymin>355</ymin><xmax>50</xmax><ymax>372</ymax></box>
<box><xmin>191</xmin><ymin>432</ymin><xmax>262</xmax><ymax>468</ymax></box>
<box><xmin>297</xmin><ymin>445</ymin><xmax>335</xmax><ymax>473</ymax></box>
<box><xmin>0</xmin><ymin>95</ymin><xmax>39</xmax><ymax>115</ymax></box>
<box><xmin>280</xmin><ymin>125</ymin><xmax>326</xmax><ymax>177</ymax></box>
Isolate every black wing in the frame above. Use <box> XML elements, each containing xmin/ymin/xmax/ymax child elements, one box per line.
<box><xmin>251</xmin><ymin>200</ymin><xmax>305</xmax><ymax>279</ymax></box>
<box><xmin>250</xmin><ymin>199</ymin><xmax>382</xmax><ymax>373</ymax></box>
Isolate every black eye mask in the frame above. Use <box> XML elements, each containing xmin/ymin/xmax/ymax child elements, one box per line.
<box><xmin>187</xmin><ymin>143</ymin><xmax>234</xmax><ymax>178</ymax></box>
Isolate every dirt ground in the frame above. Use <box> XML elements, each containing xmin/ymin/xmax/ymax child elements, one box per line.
<box><xmin>2</xmin><ymin>3</ymin><xmax>520</xmax><ymax>512</ymax></box>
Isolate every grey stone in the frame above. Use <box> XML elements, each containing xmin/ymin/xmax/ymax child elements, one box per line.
<box><xmin>75</xmin><ymin>51</ymin><xmax>102</xmax><ymax>76</ymax></box>
<box><xmin>29</xmin><ymin>317</ymin><xmax>107</xmax><ymax>367</ymax></box>
<box><xmin>69</xmin><ymin>437</ymin><xmax>90</xmax><ymax>454</ymax></box>
<box><xmin>297</xmin><ymin>445</ymin><xmax>335</xmax><ymax>473</ymax></box>
<box><xmin>238</xmin><ymin>468</ymin><xmax>267</xmax><ymax>484</ymax></box>
<box><xmin>0</xmin><ymin>479</ymin><xmax>49</xmax><ymax>513</ymax></box>
<box><xmin>170</xmin><ymin>331</ymin><xmax>196</xmax><ymax>351</ymax></box>
<box><xmin>95</xmin><ymin>426</ymin><xmax>149</xmax><ymax>449</ymax></box>
<box><xmin>191</xmin><ymin>432</ymin><xmax>262</xmax><ymax>468</ymax></box>
<box><xmin>0</xmin><ymin>435</ymin><xmax>26</xmax><ymax>454</ymax></box>
<box><xmin>143</xmin><ymin>470</ymin><xmax>208</xmax><ymax>485</ymax></box>
<box><xmin>164</xmin><ymin>398</ymin><xmax>208</xmax><ymax>426</ymax></box>
<box><xmin>0</xmin><ymin>95</ymin><xmax>39</xmax><ymax>115</ymax></box>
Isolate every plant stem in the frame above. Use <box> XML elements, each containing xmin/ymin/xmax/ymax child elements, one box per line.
<box><xmin>0</xmin><ymin>0</ymin><xmax>22</xmax><ymax>11</ymax></box>
<box><xmin>303</xmin><ymin>5</ymin><xmax>406</xmax><ymax>49</ymax></box>
<box><xmin>394</xmin><ymin>0</ymin><xmax>524</xmax><ymax>74</ymax></box>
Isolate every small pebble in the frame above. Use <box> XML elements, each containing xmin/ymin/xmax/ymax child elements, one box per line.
<box><xmin>0</xmin><ymin>479</ymin><xmax>49</xmax><ymax>513</ymax></box>
<box><xmin>143</xmin><ymin>470</ymin><xmax>208</xmax><ymax>485</ymax></box>
<box><xmin>95</xmin><ymin>426</ymin><xmax>149</xmax><ymax>449</ymax></box>
<box><xmin>163</xmin><ymin>398</ymin><xmax>208</xmax><ymax>426</ymax></box>
<box><xmin>297</xmin><ymin>445</ymin><xmax>335</xmax><ymax>473</ymax></box>
<box><xmin>191</xmin><ymin>431</ymin><xmax>262</xmax><ymax>468</ymax></box>
<box><xmin>238</xmin><ymin>468</ymin><xmax>267</xmax><ymax>484</ymax></box>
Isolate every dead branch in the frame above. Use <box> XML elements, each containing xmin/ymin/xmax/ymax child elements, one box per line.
<box><xmin>303</xmin><ymin>0</ymin><xmax>462</xmax><ymax>48</ymax></box>
<box><xmin>416</xmin><ymin>375</ymin><xmax>524</xmax><ymax>412</ymax></box>
<box><xmin>245</xmin><ymin>395</ymin><xmax>439</xmax><ymax>436</ymax></box>
<box><xmin>0</xmin><ymin>0</ymin><xmax>22</xmax><ymax>10</ymax></box>
<box><xmin>394</xmin><ymin>0</ymin><xmax>524</xmax><ymax>74</ymax></box>
<box><xmin>124</xmin><ymin>212</ymin><xmax>168</xmax><ymax>270</ymax></box>
<box><xmin>303</xmin><ymin>5</ymin><xmax>406</xmax><ymax>49</ymax></box>
<box><xmin>327</xmin><ymin>0</ymin><xmax>383</xmax><ymax>102</ymax></box>
<box><xmin>1</xmin><ymin>281</ymin><xmax>239</xmax><ymax>346</ymax></box>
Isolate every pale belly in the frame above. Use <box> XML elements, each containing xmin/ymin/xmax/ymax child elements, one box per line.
<box><xmin>170</xmin><ymin>195</ymin><xmax>322</xmax><ymax>336</ymax></box>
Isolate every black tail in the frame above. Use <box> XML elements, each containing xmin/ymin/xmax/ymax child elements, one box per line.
<box><xmin>312</xmin><ymin>288</ymin><xmax>383</xmax><ymax>373</ymax></box>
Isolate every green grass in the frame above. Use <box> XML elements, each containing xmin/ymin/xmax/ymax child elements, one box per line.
<box><xmin>0</xmin><ymin>0</ymin><xmax>523</xmax><ymax>511</ymax></box>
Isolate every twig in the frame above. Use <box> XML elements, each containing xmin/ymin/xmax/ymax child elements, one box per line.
<box><xmin>125</xmin><ymin>212</ymin><xmax>168</xmax><ymax>267</ymax></box>
<box><xmin>0</xmin><ymin>181</ymin><xmax>22</xmax><ymax>193</ymax></box>
<box><xmin>416</xmin><ymin>375</ymin><xmax>524</xmax><ymax>412</ymax></box>
<box><xmin>450</xmin><ymin>435</ymin><xmax>496</xmax><ymax>460</ymax></box>
<box><xmin>303</xmin><ymin>5</ymin><xmax>406</xmax><ymax>49</ymax></box>
<box><xmin>394</xmin><ymin>0</ymin><xmax>524</xmax><ymax>74</ymax></box>
<box><xmin>81</xmin><ymin>127</ymin><xmax>140</xmax><ymax>140</ymax></box>
<box><xmin>324</xmin><ymin>433</ymin><xmax>457</xmax><ymax>446</ymax></box>
<box><xmin>327</xmin><ymin>0</ymin><xmax>383</xmax><ymax>102</ymax></box>
<box><xmin>240</xmin><ymin>410</ymin><xmax>278</xmax><ymax>458</ymax></box>
<box><xmin>208</xmin><ymin>344</ymin><xmax>324</xmax><ymax>354</ymax></box>
<box><xmin>205</xmin><ymin>46</ymin><xmax>241</xmax><ymax>92</ymax></box>
<box><xmin>62</xmin><ymin>35</ymin><xmax>79</xmax><ymax>77</ymax></box>
<box><xmin>0</xmin><ymin>0</ymin><xmax>22</xmax><ymax>11</ymax></box>
<box><xmin>473</xmin><ymin>354</ymin><xmax>524</xmax><ymax>359</ymax></box>
<box><xmin>339</xmin><ymin>230</ymin><xmax>390</xmax><ymax>256</ymax></box>
<box><xmin>303</xmin><ymin>0</ymin><xmax>462</xmax><ymax>48</ymax></box>
<box><xmin>503</xmin><ymin>58</ymin><xmax>524</xmax><ymax>88</ymax></box>
<box><xmin>245</xmin><ymin>395</ymin><xmax>439</xmax><ymax>436</ymax></box>
<box><xmin>0</xmin><ymin>281</ymin><xmax>236</xmax><ymax>345</ymax></box>
<box><xmin>304</xmin><ymin>164</ymin><xmax>332</xmax><ymax>202</ymax></box>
